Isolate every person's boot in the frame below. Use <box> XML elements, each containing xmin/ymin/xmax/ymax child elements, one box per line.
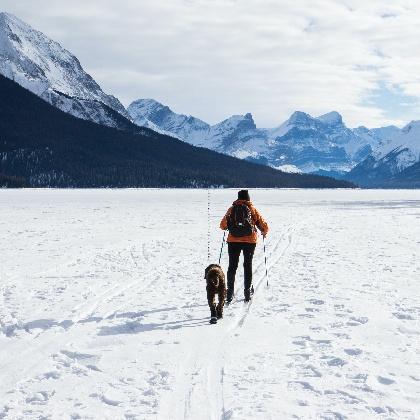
<box><xmin>244</xmin><ymin>288</ymin><xmax>252</xmax><ymax>302</ymax></box>
<box><xmin>216</xmin><ymin>305</ymin><xmax>223</xmax><ymax>319</ymax></box>
<box><xmin>226</xmin><ymin>289</ymin><xmax>234</xmax><ymax>304</ymax></box>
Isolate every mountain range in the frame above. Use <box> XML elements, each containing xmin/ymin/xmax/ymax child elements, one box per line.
<box><xmin>128</xmin><ymin>99</ymin><xmax>420</xmax><ymax>187</ymax></box>
<box><xmin>128</xmin><ymin>100</ymin><xmax>378</xmax><ymax>174</ymax></box>
<box><xmin>0</xmin><ymin>11</ymin><xmax>419</xmax><ymax>188</ymax></box>
<box><xmin>0</xmin><ymin>73</ymin><xmax>353</xmax><ymax>188</ymax></box>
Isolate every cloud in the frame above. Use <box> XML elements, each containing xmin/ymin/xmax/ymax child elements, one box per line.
<box><xmin>2</xmin><ymin>0</ymin><xmax>420</xmax><ymax>128</ymax></box>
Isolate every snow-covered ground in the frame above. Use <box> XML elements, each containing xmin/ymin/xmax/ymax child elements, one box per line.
<box><xmin>1</xmin><ymin>189</ymin><xmax>419</xmax><ymax>420</ymax></box>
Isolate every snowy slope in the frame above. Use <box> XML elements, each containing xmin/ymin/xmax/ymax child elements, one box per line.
<box><xmin>128</xmin><ymin>100</ymin><xmax>382</xmax><ymax>174</ymax></box>
<box><xmin>0</xmin><ymin>12</ymin><xmax>131</xmax><ymax>129</ymax></box>
<box><xmin>207</xmin><ymin>113</ymin><xmax>266</xmax><ymax>152</ymax></box>
<box><xmin>346</xmin><ymin>122</ymin><xmax>420</xmax><ymax>186</ymax></box>
<box><xmin>1</xmin><ymin>189</ymin><xmax>419</xmax><ymax>419</ymax></box>
<box><xmin>373</xmin><ymin>121</ymin><xmax>420</xmax><ymax>165</ymax></box>
<box><xmin>128</xmin><ymin>99</ymin><xmax>210</xmax><ymax>144</ymax></box>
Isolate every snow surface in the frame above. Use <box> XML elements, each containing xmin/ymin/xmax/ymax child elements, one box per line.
<box><xmin>272</xmin><ymin>164</ymin><xmax>302</xmax><ymax>173</ymax></box>
<box><xmin>1</xmin><ymin>189</ymin><xmax>420</xmax><ymax>419</ymax></box>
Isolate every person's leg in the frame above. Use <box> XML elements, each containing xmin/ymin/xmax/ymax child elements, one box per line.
<box><xmin>227</xmin><ymin>242</ymin><xmax>241</xmax><ymax>301</ymax></box>
<box><xmin>243</xmin><ymin>243</ymin><xmax>257</xmax><ymax>292</ymax></box>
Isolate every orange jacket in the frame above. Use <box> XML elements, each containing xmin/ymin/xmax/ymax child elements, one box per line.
<box><xmin>220</xmin><ymin>200</ymin><xmax>269</xmax><ymax>243</ymax></box>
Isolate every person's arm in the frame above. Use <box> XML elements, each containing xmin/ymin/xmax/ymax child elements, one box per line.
<box><xmin>220</xmin><ymin>207</ymin><xmax>231</xmax><ymax>230</ymax></box>
<box><xmin>253</xmin><ymin>208</ymin><xmax>269</xmax><ymax>236</ymax></box>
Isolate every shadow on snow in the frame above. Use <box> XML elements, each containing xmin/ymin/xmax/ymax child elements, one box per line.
<box><xmin>97</xmin><ymin>317</ymin><xmax>209</xmax><ymax>335</ymax></box>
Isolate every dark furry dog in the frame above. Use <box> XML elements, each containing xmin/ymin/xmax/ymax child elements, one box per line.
<box><xmin>204</xmin><ymin>264</ymin><xmax>227</xmax><ymax>324</ymax></box>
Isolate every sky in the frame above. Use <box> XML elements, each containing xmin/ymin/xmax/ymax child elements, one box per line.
<box><xmin>3</xmin><ymin>0</ymin><xmax>420</xmax><ymax>128</ymax></box>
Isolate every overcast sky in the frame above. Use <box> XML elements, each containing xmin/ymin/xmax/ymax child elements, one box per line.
<box><xmin>3</xmin><ymin>0</ymin><xmax>420</xmax><ymax>128</ymax></box>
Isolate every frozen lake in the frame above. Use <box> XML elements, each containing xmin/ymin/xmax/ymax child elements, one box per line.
<box><xmin>1</xmin><ymin>189</ymin><xmax>420</xmax><ymax>419</ymax></box>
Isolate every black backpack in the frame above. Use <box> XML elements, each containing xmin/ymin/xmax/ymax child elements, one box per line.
<box><xmin>227</xmin><ymin>203</ymin><xmax>254</xmax><ymax>237</ymax></box>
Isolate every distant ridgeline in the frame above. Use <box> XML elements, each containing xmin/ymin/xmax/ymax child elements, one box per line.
<box><xmin>0</xmin><ymin>75</ymin><xmax>354</xmax><ymax>188</ymax></box>
<box><xmin>1</xmin><ymin>12</ymin><xmax>418</xmax><ymax>188</ymax></box>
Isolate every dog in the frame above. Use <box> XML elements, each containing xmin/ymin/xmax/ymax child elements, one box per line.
<box><xmin>204</xmin><ymin>264</ymin><xmax>226</xmax><ymax>324</ymax></box>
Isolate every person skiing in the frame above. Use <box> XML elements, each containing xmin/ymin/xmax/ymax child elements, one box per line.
<box><xmin>220</xmin><ymin>190</ymin><xmax>269</xmax><ymax>303</ymax></box>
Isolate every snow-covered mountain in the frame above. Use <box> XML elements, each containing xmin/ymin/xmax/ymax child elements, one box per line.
<box><xmin>0</xmin><ymin>12</ymin><xmax>131</xmax><ymax>129</ymax></box>
<box><xmin>129</xmin><ymin>99</ymin><xmax>420</xmax><ymax>184</ymax></box>
<box><xmin>264</xmin><ymin>110</ymin><xmax>382</xmax><ymax>173</ymax></box>
<box><xmin>346</xmin><ymin>122</ymin><xmax>420</xmax><ymax>186</ymax></box>
<box><xmin>128</xmin><ymin>100</ymin><xmax>382</xmax><ymax>174</ymax></box>
<box><xmin>127</xmin><ymin>99</ymin><xmax>210</xmax><ymax>141</ymax></box>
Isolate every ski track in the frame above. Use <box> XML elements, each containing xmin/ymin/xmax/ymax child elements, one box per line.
<box><xmin>158</xmin><ymin>226</ymin><xmax>297</xmax><ymax>420</ymax></box>
<box><xmin>1</xmin><ymin>189</ymin><xmax>420</xmax><ymax>419</ymax></box>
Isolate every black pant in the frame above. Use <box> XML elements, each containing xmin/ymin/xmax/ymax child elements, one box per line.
<box><xmin>227</xmin><ymin>242</ymin><xmax>256</xmax><ymax>296</ymax></box>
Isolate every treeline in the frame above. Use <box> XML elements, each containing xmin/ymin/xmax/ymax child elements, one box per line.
<box><xmin>0</xmin><ymin>75</ymin><xmax>355</xmax><ymax>188</ymax></box>
<box><xmin>0</xmin><ymin>174</ymin><xmax>27</xmax><ymax>188</ymax></box>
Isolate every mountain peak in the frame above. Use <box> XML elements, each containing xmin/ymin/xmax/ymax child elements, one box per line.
<box><xmin>240</xmin><ymin>112</ymin><xmax>256</xmax><ymax>127</ymax></box>
<box><xmin>0</xmin><ymin>12</ymin><xmax>130</xmax><ymax>127</ymax></box>
<box><xmin>0</xmin><ymin>11</ymin><xmax>17</xmax><ymax>23</ymax></box>
<box><xmin>317</xmin><ymin>111</ymin><xmax>343</xmax><ymax>126</ymax></box>
<box><xmin>0</xmin><ymin>12</ymin><xmax>31</xmax><ymax>33</ymax></box>
<box><xmin>129</xmin><ymin>98</ymin><xmax>168</xmax><ymax>114</ymax></box>
<box><xmin>241</xmin><ymin>112</ymin><xmax>256</xmax><ymax>129</ymax></box>
<box><xmin>222</xmin><ymin>113</ymin><xmax>256</xmax><ymax>130</ymax></box>
<box><xmin>128</xmin><ymin>98</ymin><xmax>210</xmax><ymax>143</ymax></box>
<box><xmin>289</xmin><ymin>111</ymin><xmax>312</xmax><ymax>124</ymax></box>
<box><xmin>402</xmin><ymin>120</ymin><xmax>420</xmax><ymax>133</ymax></box>
<box><xmin>354</xmin><ymin>125</ymin><xmax>369</xmax><ymax>132</ymax></box>
<box><xmin>133</xmin><ymin>98</ymin><xmax>164</xmax><ymax>107</ymax></box>
<box><xmin>0</xmin><ymin>12</ymin><xmax>16</xmax><ymax>33</ymax></box>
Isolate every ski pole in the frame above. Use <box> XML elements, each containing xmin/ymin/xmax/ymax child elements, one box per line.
<box><xmin>218</xmin><ymin>230</ymin><xmax>226</xmax><ymax>265</ymax></box>
<box><xmin>263</xmin><ymin>235</ymin><xmax>269</xmax><ymax>287</ymax></box>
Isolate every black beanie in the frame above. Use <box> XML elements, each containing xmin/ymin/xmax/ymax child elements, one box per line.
<box><xmin>238</xmin><ymin>189</ymin><xmax>250</xmax><ymax>201</ymax></box>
